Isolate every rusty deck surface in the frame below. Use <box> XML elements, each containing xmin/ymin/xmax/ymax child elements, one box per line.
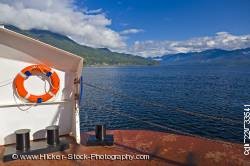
<box><xmin>0</xmin><ymin>130</ymin><xmax>249</xmax><ymax>166</ymax></box>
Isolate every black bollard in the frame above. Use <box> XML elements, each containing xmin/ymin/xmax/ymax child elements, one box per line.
<box><xmin>46</xmin><ymin>125</ymin><xmax>59</xmax><ymax>146</ymax></box>
<box><xmin>15</xmin><ymin>129</ymin><xmax>30</xmax><ymax>152</ymax></box>
<box><xmin>95</xmin><ymin>124</ymin><xmax>106</xmax><ymax>141</ymax></box>
<box><xmin>86</xmin><ymin>124</ymin><xmax>113</xmax><ymax>146</ymax></box>
<box><xmin>3</xmin><ymin>127</ymin><xmax>69</xmax><ymax>162</ymax></box>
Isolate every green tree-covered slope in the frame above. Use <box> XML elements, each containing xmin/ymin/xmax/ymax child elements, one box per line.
<box><xmin>5</xmin><ymin>25</ymin><xmax>158</xmax><ymax>66</ymax></box>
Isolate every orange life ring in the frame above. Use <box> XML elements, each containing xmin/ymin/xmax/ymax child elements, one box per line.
<box><xmin>14</xmin><ymin>64</ymin><xmax>60</xmax><ymax>103</ymax></box>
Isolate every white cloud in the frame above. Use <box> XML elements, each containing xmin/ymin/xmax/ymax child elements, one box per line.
<box><xmin>84</xmin><ymin>8</ymin><xmax>103</xmax><ymax>14</ymax></box>
<box><xmin>0</xmin><ymin>0</ymin><xmax>126</xmax><ymax>49</ymax></box>
<box><xmin>120</xmin><ymin>28</ymin><xmax>144</xmax><ymax>35</ymax></box>
<box><xmin>1</xmin><ymin>1</ymin><xmax>249</xmax><ymax>58</ymax></box>
<box><xmin>128</xmin><ymin>32</ymin><xmax>250</xmax><ymax>57</ymax></box>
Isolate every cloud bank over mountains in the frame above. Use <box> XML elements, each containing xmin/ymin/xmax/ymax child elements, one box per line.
<box><xmin>128</xmin><ymin>32</ymin><xmax>250</xmax><ymax>57</ymax></box>
<box><xmin>0</xmin><ymin>0</ymin><xmax>250</xmax><ymax>57</ymax></box>
<box><xmin>0</xmin><ymin>0</ymin><xmax>125</xmax><ymax>49</ymax></box>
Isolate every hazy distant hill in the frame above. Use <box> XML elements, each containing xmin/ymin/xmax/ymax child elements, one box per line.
<box><xmin>5</xmin><ymin>25</ymin><xmax>158</xmax><ymax>66</ymax></box>
<box><xmin>152</xmin><ymin>48</ymin><xmax>250</xmax><ymax>65</ymax></box>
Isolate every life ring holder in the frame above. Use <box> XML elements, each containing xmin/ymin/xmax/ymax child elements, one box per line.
<box><xmin>14</xmin><ymin>64</ymin><xmax>60</xmax><ymax>103</ymax></box>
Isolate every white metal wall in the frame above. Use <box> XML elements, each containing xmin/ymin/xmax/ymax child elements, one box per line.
<box><xmin>0</xmin><ymin>44</ymin><xmax>75</xmax><ymax>145</ymax></box>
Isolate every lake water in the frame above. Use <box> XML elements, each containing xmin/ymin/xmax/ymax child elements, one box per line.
<box><xmin>80</xmin><ymin>65</ymin><xmax>250</xmax><ymax>143</ymax></box>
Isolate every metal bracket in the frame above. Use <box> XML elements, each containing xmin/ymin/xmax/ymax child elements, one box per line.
<box><xmin>74</xmin><ymin>78</ymin><xmax>80</xmax><ymax>84</ymax></box>
<box><xmin>74</xmin><ymin>93</ymin><xmax>80</xmax><ymax>100</ymax></box>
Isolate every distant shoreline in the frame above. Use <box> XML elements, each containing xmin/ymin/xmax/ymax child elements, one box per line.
<box><xmin>84</xmin><ymin>63</ymin><xmax>250</xmax><ymax>68</ymax></box>
<box><xmin>85</xmin><ymin>64</ymin><xmax>159</xmax><ymax>68</ymax></box>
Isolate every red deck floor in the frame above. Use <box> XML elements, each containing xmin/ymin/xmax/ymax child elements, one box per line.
<box><xmin>0</xmin><ymin>130</ymin><xmax>249</xmax><ymax>166</ymax></box>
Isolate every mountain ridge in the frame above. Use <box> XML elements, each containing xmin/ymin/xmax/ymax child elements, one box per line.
<box><xmin>151</xmin><ymin>47</ymin><xmax>250</xmax><ymax>65</ymax></box>
<box><xmin>4</xmin><ymin>25</ymin><xmax>158</xmax><ymax>66</ymax></box>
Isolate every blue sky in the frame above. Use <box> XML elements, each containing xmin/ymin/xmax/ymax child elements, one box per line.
<box><xmin>0</xmin><ymin>0</ymin><xmax>250</xmax><ymax>57</ymax></box>
<box><xmin>80</xmin><ymin>0</ymin><xmax>250</xmax><ymax>44</ymax></box>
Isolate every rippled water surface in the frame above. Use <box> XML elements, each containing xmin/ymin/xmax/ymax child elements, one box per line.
<box><xmin>80</xmin><ymin>65</ymin><xmax>250</xmax><ymax>143</ymax></box>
